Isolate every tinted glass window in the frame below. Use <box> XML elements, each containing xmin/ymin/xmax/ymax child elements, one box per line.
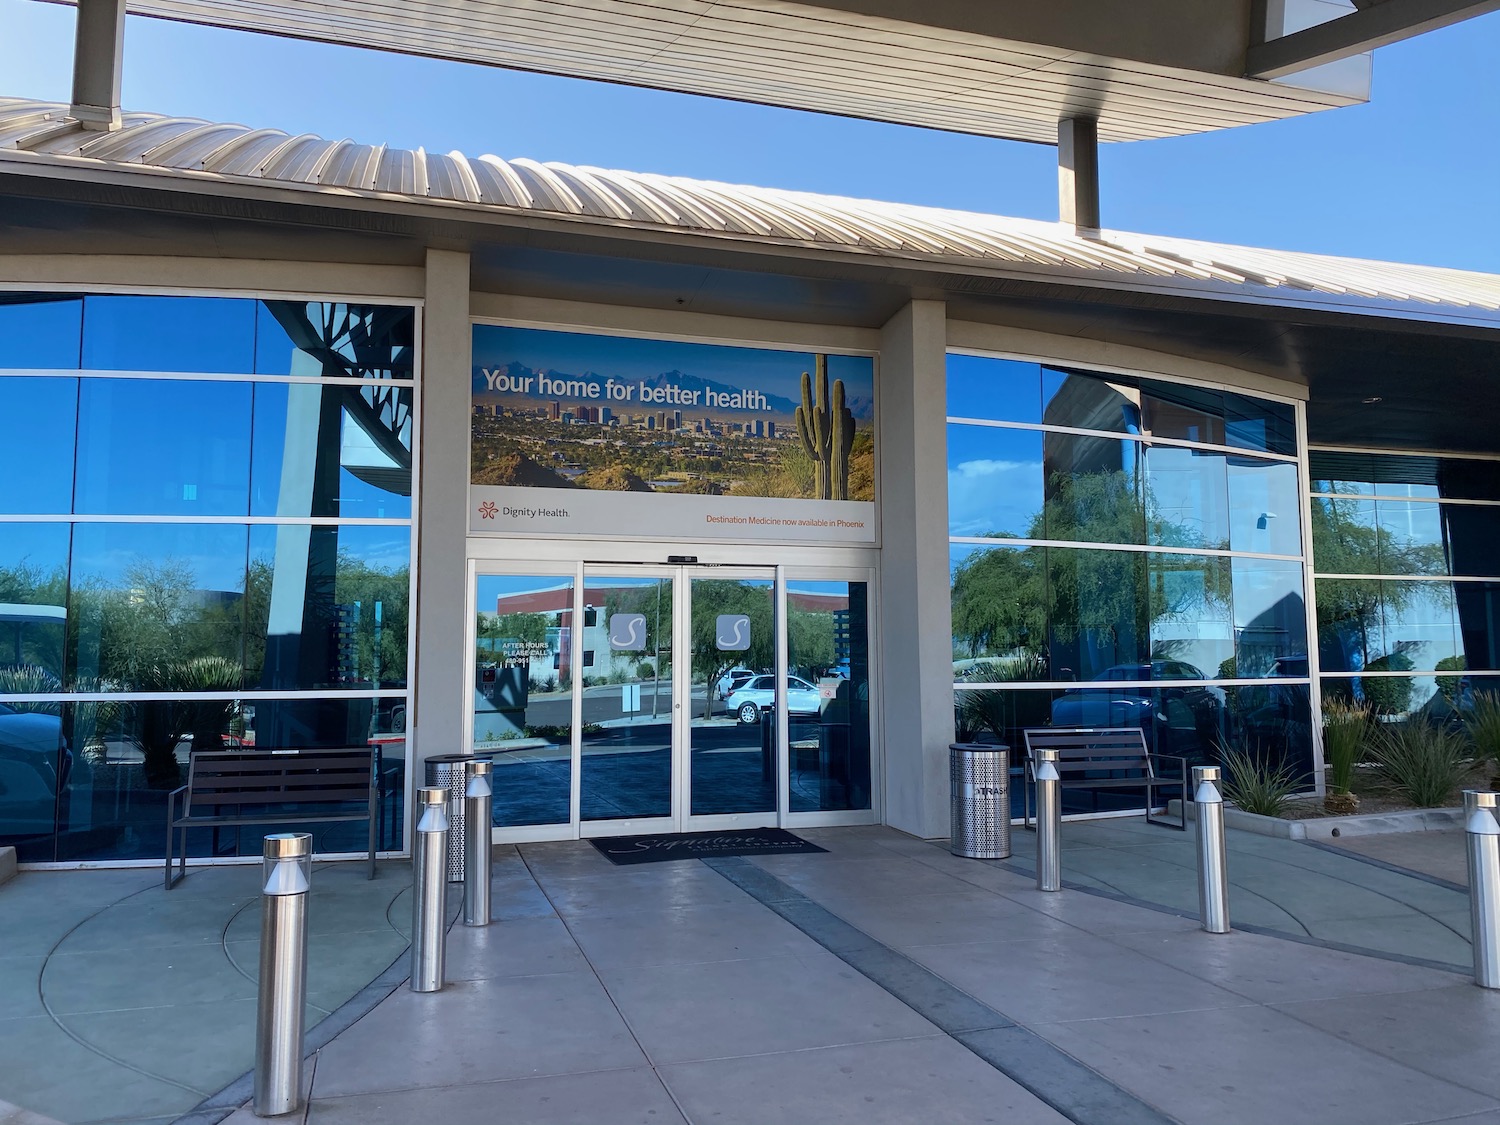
<box><xmin>947</xmin><ymin>424</ymin><xmax>1043</xmax><ymax>539</ymax></box>
<box><xmin>0</xmin><ymin>376</ymin><xmax>77</xmax><ymax>514</ymax></box>
<box><xmin>1042</xmin><ymin>368</ymin><xmax>1139</xmax><ymax>434</ymax></box>
<box><xmin>1041</xmin><ymin>432</ymin><xmax>1144</xmax><ymax>545</ymax></box>
<box><xmin>945</xmin><ymin>355</ymin><xmax>1041</xmax><ymax>423</ymax></box>
<box><xmin>68</xmin><ymin>522</ymin><xmax>249</xmax><ymax>690</ymax></box>
<box><xmin>1144</xmin><ymin>444</ymin><xmax>1228</xmax><ymax>550</ymax></box>
<box><xmin>0</xmin><ymin>295</ymin><xmax>82</xmax><ymax>369</ymax></box>
<box><xmin>250</xmin><ymin>382</ymin><xmax>413</xmax><ymax>518</ymax></box>
<box><xmin>0</xmin><ymin>523</ymin><xmax>71</xmax><ymax>684</ymax></box>
<box><xmin>1227</xmin><ymin>457</ymin><xmax>1302</xmax><ymax>556</ymax></box>
<box><xmin>245</xmin><ymin>524</ymin><xmax>410</xmax><ymax>692</ymax></box>
<box><xmin>256</xmin><ymin>302</ymin><xmax>416</xmax><ymax>380</ymax></box>
<box><xmin>74</xmin><ymin>379</ymin><xmax>252</xmax><ymax>515</ymax></box>
<box><xmin>82</xmin><ymin>296</ymin><xmax>256</xmax><ymax>373</ymax></box>
<box><xmin>1231</xmin><ymin>558</ymin><xmax>1308</xmax><ymax>678</ymax></box>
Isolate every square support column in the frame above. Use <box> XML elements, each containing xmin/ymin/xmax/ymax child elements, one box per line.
<box><xmin>70</xmin><ymin>0</ymin><xmax>126</xmax><ymax>131</ymax></box>
<box><xmin>1058</xmin><ymin>117</ymin><xmax>1100</xmax><ymax>232</ymax></box>
<box><xmin>878</xmin><ymin>299</ymin><xmax>953</xmax><ymax>839</ymax></box>
<box><xmin>412</xmin><ymin>248</ymin><xmax>471</xmax><ymax>774</ymax></box>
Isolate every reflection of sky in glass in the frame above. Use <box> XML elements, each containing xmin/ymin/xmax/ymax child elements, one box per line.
<box><xmin>480</xmin><ymin>575</ymin><xmax>575</xmax><ymax>600</ymax></box>
<box><xmin>0</xmin><ymin>297</ymin><xmax>82</xmax><ymax>369</ymax></box>
<box><xmin>0</xmin><ymin>522</ymin><xmax>70</xmax><ymax>586</ymax></box>
<box><xmin>947</xmin><ymin>425</ymin><xmax>1042</xmax><ymax>539</ymax></box>
<box><xmin>75</xmin><ymin>379</ymin><xmax>252</xmax><ymax>516</ymax></box>
<box><xmin>472</xmin><ymin>325</ymin><xmax>873</xmax><ymax>405</ymax></box>
<box><xmin>786</xmin><ymin>580</ymin><xmax>848</xmax><ymax>597</ymax></box>
<box><xmin>0</xmin><ymin>376</ymin><xmax>77</xmax><ymax>514</ymax></box>
<box><xmin>248</xmin><ymin>524</ymin><xmax>410</xmax><ymax>573</ymax></box>
<box><xmin>72</xmin><ymin>523</ymin><xmax>248</xmax><ymax>593</ymax></box>
<box><xmin>945</xmin><ymin>355</ymin><xmax>1040</xmax><ymax>422</ymax></box>
<box><xmin>82</xmin><ymin>296</ymin><xmax>256</xmax><ymax>373</ymax></box>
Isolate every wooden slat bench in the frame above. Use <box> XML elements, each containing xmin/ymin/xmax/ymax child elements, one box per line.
<box><xmin>1021</xmin><ymin>727</ymin><xmax>1189</xmax><ymax>831</ymax></box>
<box><xmin>165</xmin><ymin>747</ymin><xmax>378</xmax><ymax>889</ymax></box>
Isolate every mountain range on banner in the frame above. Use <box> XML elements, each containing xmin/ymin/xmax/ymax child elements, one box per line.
<box><xmin>472</xmin><ymin>361</ymin><xmax>876</xmax><ymax>422</ymax></box>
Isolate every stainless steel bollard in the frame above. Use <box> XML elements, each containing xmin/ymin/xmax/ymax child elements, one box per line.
<box><xmin>1035</xmin><ymin>748</ymin><xmax>1061</xmax><ymax>892</ymax></box>
<box><xmin>411</xmin><ymin>786</ymin><xmax>449</xmax><ymax>993</ymax></box>
<box><xmin>1194</xmin><ymin>766</ymin><xmax>1230</xmax><ymax>934</ymax></box>
<box><xmin>463</xmin><ymin>759</ymin><xmax>494</xmax><ymax>927</ymax></box>
<box><xmin>254</xmin><ymin>833</ymin><xmax>311</xmax><ymax>1118</ymax></box>
<box><xmin>1465</xmin><ymin>790</ymin><xmax>1500</xmax><ymax>988</ymax></box>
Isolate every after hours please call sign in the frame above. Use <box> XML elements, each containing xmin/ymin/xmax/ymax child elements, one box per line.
<box><xmin>469</xmin><ymin>325</ymin><xmax>877</xmax><ymax>545</ymax></box>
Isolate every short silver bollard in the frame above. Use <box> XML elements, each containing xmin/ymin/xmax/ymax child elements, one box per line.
<box><xmin>1036</xmin><ymin>748</ymin><xmax>1061</xmax><ymax>892</ymax></box>
<box><xmin>1465</xmin><ymin>790</ymin><xmax>1500</xmax><ymax>988</ymax></box>
<box><xmin>254</xmin><ymin>832</ymin><xmax>311</xmax><ymax>1118</ymax></box>
<box><xmin>463</xmin><ymin>759</ymin><xmax>494</xmax><ymax>927</ymax></box>
<box><xmin>1194</xmin><ymin>766</ymin><xmax>1230</xmax><ymax>934</ymax></box>
<box><xmin>412</xmin><ymin>786</ymin><xmax>449</xmax><ymax>993</ymax></box>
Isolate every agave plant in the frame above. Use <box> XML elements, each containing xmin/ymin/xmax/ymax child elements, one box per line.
<box><xmin>1321</xmin><ymin>698</ymin><xmax>1370</xmax><ymax>813</ymax></box>
<box><xmin>1220</xmin><ymin>742</ymin><xmax>1301</xmax><ymax>818</ymax></box>
<box><xmin>1370</xmin><ymin>719</ymin><xmax>1471</xmax><ymax>808</ymax></box>
<box><xmin>1465</xmin><ymin>694</ymin><xmax>1500</xmax><ymax>787</ymax></box>
<box><xmin>129</xmin><ymin>655</ymin><xmax>242</xmax><ymax>787</ymax></box>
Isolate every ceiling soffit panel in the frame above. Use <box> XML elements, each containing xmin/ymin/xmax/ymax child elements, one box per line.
<box><xmin>62</xmin><ymin>0</ymin><xmax>1363</xmax><ymax>141</ymax></box>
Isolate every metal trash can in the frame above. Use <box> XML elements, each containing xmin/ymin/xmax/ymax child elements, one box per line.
<box><xmin>950</xmin><ymin>743</ymin><xmax>1011</xmax><ymax>859</ymax></box>
<box><xmin>424</xmin><ymin>754</ymin><xmax>490</xmax><ymax>882</ymax></box>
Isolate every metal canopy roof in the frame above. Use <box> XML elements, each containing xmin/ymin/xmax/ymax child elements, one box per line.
<box><xmin>39</xmin><ymin>0</ymin><xmax>1368</xmax><ymax>143</ymax></box>
<box><xmin>2</xmin><ymin>97</ymin><xmax>1499</xmax><ymax>326</ymax></box>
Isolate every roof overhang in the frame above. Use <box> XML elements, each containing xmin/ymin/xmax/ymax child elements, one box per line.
<box><xmin>39</xmin><ymin>0</ymin><xmax>1376</xmax><ymax>142</ymax></box>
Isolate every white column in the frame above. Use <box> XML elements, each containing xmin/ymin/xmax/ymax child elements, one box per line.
<box><xmin>412</xmin><ymin>249</ymin><xmax>471</xmax><ymax>769</ymax></box>
<box><xmin>878</xmin><ymin>299</ymin><xmax>952</xmax><ymax>839</ymax></box>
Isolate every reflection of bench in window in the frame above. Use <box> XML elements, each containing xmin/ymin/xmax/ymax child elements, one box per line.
<box><xmin>165</xmin><ymin>748</ymin><xmax>378</xmax><ymax>889</ymax></box>
<box><xmin>1021</xmin><ymin>727</ymin><xmax>1187</xmax><ymax>831</ymax></box>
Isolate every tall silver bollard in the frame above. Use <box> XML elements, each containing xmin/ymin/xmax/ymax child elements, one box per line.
<box><xmin>411</xmin><ymin>787</ymin><xmax>449</xmax><ymax>993</ymax></box>
<box><xmin>1035</xmin><ymin>748</ymin><xmax>1061</xmax><ymax>892</ymax></box>
<box><xmin>1465</xmin><ymin>790</ymin><xmax>1500</xmax><ymax>988</ymax></box>
<box><xmin>463</xmin><ymin>759</ymin><xmax>494</xmax><ymax>927</ymax></box>
<box><xmin>254</xmin><ymin>833</ymin><xmax>311</xmax><ymax>1118</ymax></box>
<box><xmin>1194</xmin><ymin>766</ymin><xmax>1230</xmax><ymax>934</ymax></box>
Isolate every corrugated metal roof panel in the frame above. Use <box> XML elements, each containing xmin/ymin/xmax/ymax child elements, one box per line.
<box><xmin>1</xmin><ymin>97</ymin><xmax>1497</xmax><ymax>318</ymax></box>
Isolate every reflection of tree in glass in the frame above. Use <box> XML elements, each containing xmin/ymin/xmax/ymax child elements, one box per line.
<box><xmin>788</xmin><ymin>609</ymin><xmax>835</xmax><ymax>677</ymax></box>
<box><xmin>0</xmin><ymin>560</ymin><xmax>67</xmax><ymax>676</ymax></box>
<box><xmin>1313</xmin><ymin>490</ymin><xmax>1452</xmax><ymax>694</ymax></box>
<box><xmin>950</xmin><ymin>467</ymin><xmax>1230</xmax><ymax>671</ymax></box>
<box><xmin>690</xmin><ymin>581</ymin><xmax>773</xmax><ymax>719</ymax></box>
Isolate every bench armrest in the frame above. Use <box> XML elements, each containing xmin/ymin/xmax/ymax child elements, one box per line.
<box><xmin>1144</xmin><ymin>753</ymin><xmax>1189</xmax><ymax>779</ymax></box>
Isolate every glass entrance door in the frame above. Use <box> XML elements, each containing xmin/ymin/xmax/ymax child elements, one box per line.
<box><xmin>579</xmin><ymin>566</ymin><xmax>779</xmax><ymax>834</ymax></box>
<box><xmin>471</xmin><ymin>561</ymin><xmax>877</xmax><ymax>840</ymax></box>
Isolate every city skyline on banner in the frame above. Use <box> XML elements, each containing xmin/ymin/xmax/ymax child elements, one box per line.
<box><xmin>470</xmin><ymin>325</ymin><xmax>875</xmax><ymax>503</ymax></box>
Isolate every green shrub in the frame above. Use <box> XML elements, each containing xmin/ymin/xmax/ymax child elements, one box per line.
<box><xmin>1370</xmin><ymin>720</ymin><xmax>1471</xmax><ymax>807</ymax></box>
<box><xmin>1465</xmin><ymin>694</ymin><xmax>1500</xmax><ymax>771</ymax></box>
<box><xmin>1322</xmin><ymin>699</ymin><xmax>1370</xmax><ymax>795</ymax></box>
<box><xmin>1220</xmin><ymin>743</ymin><xmax>1301</xmax><ymax>818</ymax></box>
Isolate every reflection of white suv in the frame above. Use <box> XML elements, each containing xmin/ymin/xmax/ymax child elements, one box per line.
<box><xmin>725</xmin><ymin>676</ymin><xmax>820</xmax><ymax>723</ymax></box>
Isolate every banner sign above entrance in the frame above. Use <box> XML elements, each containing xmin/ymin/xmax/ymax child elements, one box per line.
<box><xmin>470</xmin><ymin>325</ymin><xmax>876</xmax><ymax>544</ymax></box>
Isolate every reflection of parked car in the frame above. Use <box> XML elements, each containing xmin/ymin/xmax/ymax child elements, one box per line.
<box><xmin>715</xmin><ymin>667</ymin><xmax>757</xmax><ymax>699</ymax></box>
<box><xmin>0</xmin><ymin>702</ymin><xmax>69</xmax><ymax>837</ymax></box>
<box><xmin>1051</xmin><ymin>662</ymin><xmax>1224</xmax><ymax>761</ymax></box>
<box><xmin>726</xmin><ymin>675</ymin><xmax>820</xmax><ymax>723</ymax></box>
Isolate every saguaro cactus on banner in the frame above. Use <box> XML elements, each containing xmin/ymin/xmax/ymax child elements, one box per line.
<box><xmin>795</xmin><ymin>354</ymin><xmax>857</xmax><ymax>500</ymax></box>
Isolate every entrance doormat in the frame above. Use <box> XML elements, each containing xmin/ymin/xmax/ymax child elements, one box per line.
<box><xmin>589</xmin><ymin>828</ymin><xmax>828</xmax><ymax>865</ymax></box>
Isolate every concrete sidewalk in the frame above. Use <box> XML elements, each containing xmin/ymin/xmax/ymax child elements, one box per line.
<box><xmin>202</xmin><ymin>827</ymin><xmax>1500</xmax><ymax>1125</ymax></box>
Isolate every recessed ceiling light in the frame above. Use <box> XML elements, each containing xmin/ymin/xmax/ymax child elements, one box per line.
<box><xmin>1361</xmin><ymin>396</ymin><xmax>1383</xmax><ymax>404</ymax></box>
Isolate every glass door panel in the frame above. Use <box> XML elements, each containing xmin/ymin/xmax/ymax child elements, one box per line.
<box><xmin>580</xmin><ymin>574</ymin><xmax>675</xmax><ymax>822</ymax></box>
<box><xmin>687</xmin><ymin>574</ymin><xmax>777</xmax><ymax>820</ymax></box>
<box><xmin>473</xmin><ymin>573</ymin><xmax>573</xmax><ymax>828</ymax></box>
<box><xmin>787</xmin><ymin>578</ymin><xmax>873</xmax><ymax>812</ymax></box>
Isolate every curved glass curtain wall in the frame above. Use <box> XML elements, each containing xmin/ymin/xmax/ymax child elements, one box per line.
<box><xmin>1310</xmin><ymin>449</ymin><xmax>1500</xmax><ymax>718</ymax></box>
<box><xmin>947</xmin><ymin>355</ymin><xmax>1314</xmax><ymax>812</ymax></box>
<box><xmin>0</xmin><ymin>294</ymin><xmax>416</xmax><ymax>861</ymax></box>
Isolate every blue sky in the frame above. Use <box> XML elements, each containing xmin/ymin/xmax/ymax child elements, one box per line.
<box><xmin>1</xmin><ymin>0</ymin><xmax>1497</xmax><ymax>270</ymax></box>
